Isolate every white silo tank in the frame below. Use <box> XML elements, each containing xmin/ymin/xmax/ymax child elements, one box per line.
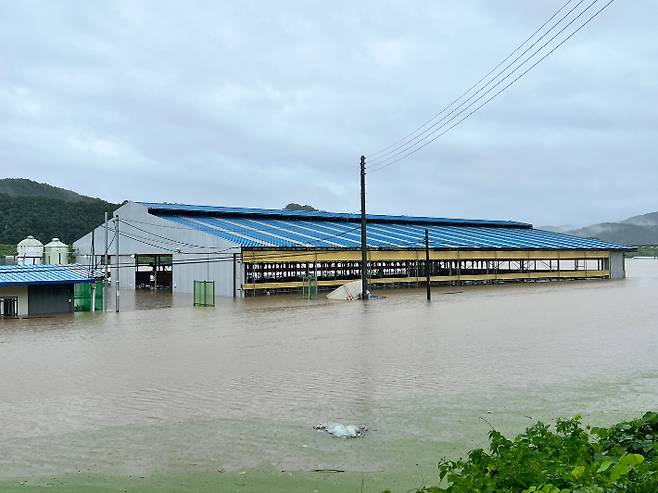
<box><xmin>44</xmin><ymin>238</ymin><xmax>69</xmax><ymax>265</ymax></box>
<box><xmin>16</xmin><ymin>235</ymin><xmax>44</xmax><ymax>265</ymax></box>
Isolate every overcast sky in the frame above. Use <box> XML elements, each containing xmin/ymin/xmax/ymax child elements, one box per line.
<box><xmin>1</xmin><ymin>1</ymin><xmax>655</xmax><ymax>226</ymax></box>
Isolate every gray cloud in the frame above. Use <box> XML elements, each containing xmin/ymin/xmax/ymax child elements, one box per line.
<box><xmin>0</xmin><ymin>1</ymin><xmax>655</xmax><ymax>226</ymax></box>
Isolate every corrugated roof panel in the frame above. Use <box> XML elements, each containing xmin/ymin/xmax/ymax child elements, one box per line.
<box><xmin>268</xmin><ymin>219</ymin><xmax>360</xmax><ymax>248</ymax></box>
<box><xmin>150</xmin><ymin>206</ymin><xmax>631</xmax><ymax>251</ymax></box>
<box><xmin>159</xmin><ymin>215</ymin><xmax>265</xmax><ymax>247</ymax></box>
<box><xmin>154</xmin><ymin>214</ymin><xmax>630</xmax><ymax>251</ymax></box>
<box><xmin>0</xmin><ymin>264</ymin><xmax>95</xmax><ymax>287</ymax></box>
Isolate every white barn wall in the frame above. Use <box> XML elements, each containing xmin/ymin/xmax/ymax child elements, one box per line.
<box><xmin>73</xmin><ymin>202</ymin><xmax>241</xmax><ymax>295</ymax></box>
<box><xmin>173</xmin><ymin>253</ymin><xmax>242</xmax><ymax>297</ymax></box>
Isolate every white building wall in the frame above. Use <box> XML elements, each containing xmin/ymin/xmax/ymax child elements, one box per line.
<box><xmin>609</xmin><ymin>252</ymin><xmax>626</xmax><ymax>279</ymax></box>
<box><xmin>173</xmin><ymin>252</ymin><xmax>242</xmax><ymax>297</ymax></box>
<box><xmin>0</xmin><ymin>286</ymin><xmax>28</xmax><ymax>316</ymax></box>
<box><xmin>72</xmin><ymin>202</ymin><xmax>242</xmax><ymax>295</ymax></box>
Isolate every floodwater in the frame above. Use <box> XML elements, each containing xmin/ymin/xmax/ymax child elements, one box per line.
<box><xmin>1</xmin><ymin>260</ymin><xmax>658</xmax><ymax>486</ymax></box>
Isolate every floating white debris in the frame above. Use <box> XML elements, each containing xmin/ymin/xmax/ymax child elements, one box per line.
<box><xmin>326</xmin><ymin>280</ymin><xmax>365</xmax><ymax>301</ymax></box>
<box><xmin>313</xmin><ymin>422</ymin><xmax>367</xmax><ymax>438</ymax></box>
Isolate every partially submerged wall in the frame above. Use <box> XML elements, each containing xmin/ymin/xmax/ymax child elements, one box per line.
<box><xmin>0</xmin><ymin>286</ymin><xmax>28</xmax><ymax>316</ymax></box>
<box><xmin>73</xmin><ymin>202</ymin><xmax>241</xmax><ymax>295</ymax></box>
<box><xmin>609</xmin><ymin>252</ymin><xmax>626</xmax><ymax>279</ymax></box>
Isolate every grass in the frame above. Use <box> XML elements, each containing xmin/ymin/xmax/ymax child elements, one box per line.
<box><xmin>0</xmin><ymin>468</ymin><xmax>400</xmax><ymax>493</ymax></box>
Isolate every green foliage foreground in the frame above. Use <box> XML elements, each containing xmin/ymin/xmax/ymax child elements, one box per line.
<box><xmin>412</xmin><ymin>412</ymin><xmax>658</xmax><ymax>493</ymax></box>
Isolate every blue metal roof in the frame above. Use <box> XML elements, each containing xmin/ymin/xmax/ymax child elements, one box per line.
<box><xmin>141</xmin><ymin>202</ymin><xmax>531</xmax><ymax>228</ymax></box>
<box><xmin>0</xmin><ymin>264</ymin><xmax>95</xmax><ymax>287</ymax></box>
<box><xmin>150</xmin><ymin>208</ymin><xmax>631</xmax><ymax>251</ymax></box>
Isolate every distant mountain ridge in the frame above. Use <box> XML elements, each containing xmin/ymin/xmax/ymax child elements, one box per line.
<box><xmin>623</xmin><ymin>211</ymin><xmax>658</xmax><ymax>227</ymax></box>
<box><xmin>0</xmin><ymin>178</ymin><xmax>101</xmax><ymax>202</ymax></box>
<box><xmin>283</xmin><ymin>203</ymin><xmax>319</xmax><ymax>212</ymax></box>
<box><xmin>0</xmin><ymin>178</ymin><xmax>120</xmax><ymax>246</ymax></box>
<box><xmin>560</xmin><ymin>211</ymin><xmax>658</xmax><ymax>246</ymax></box>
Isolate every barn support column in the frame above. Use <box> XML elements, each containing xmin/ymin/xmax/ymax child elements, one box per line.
<box><xmin>608</xmin><ymin>252</ymin><xmax>626</xmax><ymax>279</ymax></box>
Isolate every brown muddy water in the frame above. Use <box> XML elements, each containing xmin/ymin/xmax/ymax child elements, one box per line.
<box><xmin>1</xmin><ymin>260</ymin><xmax>657</xmax><ymax>482</ymax></box>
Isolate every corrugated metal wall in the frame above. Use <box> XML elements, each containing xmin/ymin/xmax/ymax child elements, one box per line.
<box><xmin>172</xmin><ymin>252</ymin><xmax>242</xmax><ymax>297</ymax></box>
<box><xmin>28</xmin><ymin>284</ymin><xmax>74</xmax><ymax>315</ymax></box>
<box><xmin>73</xmin><ymin>202</ymin><xmax>241</xmax><ymax>295</ymax></box>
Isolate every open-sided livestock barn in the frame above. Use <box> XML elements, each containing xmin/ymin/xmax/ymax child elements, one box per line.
<box><xmin>73</xmin><ymin>201</ymin><xmax>631</xmax><ymax>297</ymax></box>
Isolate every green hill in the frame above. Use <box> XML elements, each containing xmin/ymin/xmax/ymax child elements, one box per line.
<box><xmin>283</xmin><ymin>203</ymin><xmax>319</xmax><ymax>212</ymax></box>
<box><xmin>565</xmin><ymin>211</ymin><xmax>658</xmax><ymax>246</ymax></box>
<box><xmin>0</xmin><ymin>178</ymin><xmax>102</xmax><ymax>202</ymax></box>
<box><xmin>0</xmin><ymin>179</ymin><xmax>120</xmax><ymax>247</ymax></box>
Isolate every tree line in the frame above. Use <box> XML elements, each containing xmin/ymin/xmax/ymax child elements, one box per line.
<box><xmin>0</xmin><ymin>193</ymin><xmax>119</xmax><ymax>246</ymax></box>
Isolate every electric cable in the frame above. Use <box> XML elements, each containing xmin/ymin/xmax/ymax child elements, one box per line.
<box><xmin>368</xmin><ymin>0</ymin><xmax>598</xmax><ymax>169</ymax></box>
<box><xmin>368</xmin><ymin>0</ymin><xmax>580</xmax><ymax>161</ymax></box>
<box><xmin>369</xmin><ymin>0</ymin><xmax>614</xmax><ymax>172</ymax></box>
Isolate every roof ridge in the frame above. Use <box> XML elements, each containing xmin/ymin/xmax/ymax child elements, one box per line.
<box><xmin>139</xmin><ymin>202</ymin><xmax>532</xmax><ymax>229</ymax></box>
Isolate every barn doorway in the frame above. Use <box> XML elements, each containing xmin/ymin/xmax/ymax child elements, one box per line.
<box><xmin>134</xmin><ymin>255</ymin><xmax>173</xmax><ymax>290</ymax></box>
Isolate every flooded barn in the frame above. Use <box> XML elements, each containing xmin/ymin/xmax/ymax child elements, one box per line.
<box><xmin>73</xmin><ymin>202</ymin><xmax>631</xmax><ymax>296</ymax></box>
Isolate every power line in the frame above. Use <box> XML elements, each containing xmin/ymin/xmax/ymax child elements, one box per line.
<box><xmin>112</xmin><ymin>211</ymin><xmax>454</xmax><ymax>259</ymax></box>
<box><xmin>117</xmin><ymin>210</ymin><xmax>364</xmax><ymax>234</ymax></box>
<box><xmin>115</xmin><ymin>224</ymin><xmax>363</xmax><ymax>256</ymax></box>
<box><xmin>367</xmin><ymin>0</ymin><xmax>577</xmax><ymax>160</ymax></box>
<box><xmin>115</xmin><ymin>216</ymin><xmax>365</xmax><ymax>253</ymax></box>
<box><xmin>115</xmin><ymin>220</ymin><xmax>442</xmax><ymax>263</ymax></box>
<box><xmin>368</xmin><ymin>0</ymin><xmax>588</xmax><ymax>166</ymax></box>
<box><xmin>4</xmin><ymin>229</ymin><xmax>445</xmax><ymax>277</ymax></box>
<box><xmin>115</xmin><ymin>216</ymin><xmax>219</xmax><ymax>231</ymax></box>
<box><xmin>119</xmin><ymin>219</ymin><xmax>237</xmax><ymax>252</ymax></box>
<box><xmin>369</xmin><ymin>0</ymin><xmax>614</xmax><ymax>172</ymax></box>
<box><xmin>368</xmin><ymin>0</ymin><xmax>598</xmax><ymax>169</ymax></box>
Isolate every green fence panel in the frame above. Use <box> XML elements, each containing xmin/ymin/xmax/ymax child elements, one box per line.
<box><xmin>194</xmin><ymin>280</ymin><xmax>215</xmax><ymax>306</ymax></box>
<box><xmin>74</xmin><ymin>281</ymin><xmax>104</xmax><ymax>312</ymax></box>
<box><xmin>302</xmin><ymin>275</ymin><xmax>318</xmax><ymax>299</ymax></box>
<box><xmin>74</xmin><ymin>283</ymin><xmax>91</xmax><ymax>312</ymax></box>
<box><xmin>94</xmin><ymin>280</ymin><xmax>103</xmax><ymax>311</ymax></box>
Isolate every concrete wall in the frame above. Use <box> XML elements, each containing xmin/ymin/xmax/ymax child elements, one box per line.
<box><xmin>609</xmin><ymin>252</ymin><xmax>626</xmax><ymax>279</ymax></box>
<box><xmin>0</xmin><ymin>286</ymin><xmax>28</xmax><ymax>316</ymax></box>
<box><xmin>73</xmin><ymin>202</ymin><xmax>242</xmax><ymax>295</ymax></box>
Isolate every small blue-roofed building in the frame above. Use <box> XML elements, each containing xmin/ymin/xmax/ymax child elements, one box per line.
<box><xmin>72</xmin><ymin>201</ymin><xmax>633</xmax><ymax>297</ymax></box>
<box><xmin>0</xmin><ymin>264</ymin><xmax>95</xmax><ymax>317</ymax></box>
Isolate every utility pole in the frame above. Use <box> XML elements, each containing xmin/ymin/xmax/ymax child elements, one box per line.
<box><xmin>360</xmin><ymin>155</ymin><xmax>368</xmax><ymax>300</ymax></box>
<box><xmin>115</xmin><ymin>215</ymin><xmax>120</xmax><ymax>313</ymax></box>
<box><xmin>104</xmin><ymin>212</ymin><xmax>109</xmax><ymax>311</ymax></box>
<box><xmin>425</xmin><ymin>229</ymin><xmax>431</xmax><ymax>301</ymax></box>
<box><xmin>232</xmin><ymin>252</ymin><xmax>237</xmax><ymax>298</ymax></box>
<box><xmin>91</xmin><ymin>229</ymin><xmax>95</xmax><ymax>270</ymax></box>
<box><xmin>91</xmin><ymin>229</ymin><xmax>96</xmax><ymax>312</ymax></box>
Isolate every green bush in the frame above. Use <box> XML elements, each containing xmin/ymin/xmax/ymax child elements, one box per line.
<box><xmin>410</xmin><ymin>412</ymin><xmax>658</xmax><ymax>493</ymax></box>
<box><xmin>0</xmin><ymin>244</ymin><xmax>16</xmax><ymax>256</ymax></box>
